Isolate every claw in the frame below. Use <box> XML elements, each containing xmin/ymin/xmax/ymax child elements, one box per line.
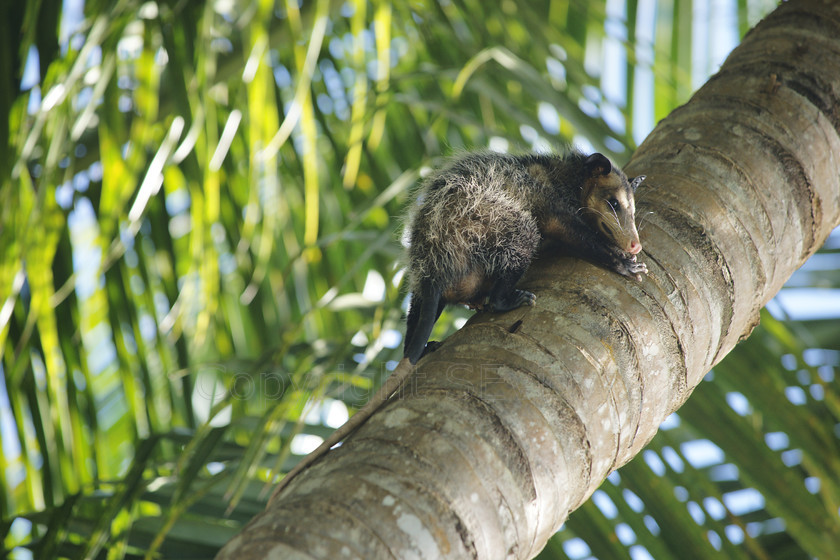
<box><xmin>623</xmin><ymin>258</ymin><xmax>648</xmax><ymax>279</ymax></box>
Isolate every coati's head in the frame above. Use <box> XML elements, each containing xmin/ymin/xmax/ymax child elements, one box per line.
<box><xmin>580</xmin><ymin>153</ymin><xmax>644</xmax><ymax>255</ymax></box>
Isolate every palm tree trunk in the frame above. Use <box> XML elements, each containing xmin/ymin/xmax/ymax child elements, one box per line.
<box><xmin>217</xmin><ymin>0</ymin><xmax>840</xmax><ymax>557</ymax></box>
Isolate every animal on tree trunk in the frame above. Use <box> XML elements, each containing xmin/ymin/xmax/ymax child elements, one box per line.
<box><xmin>403</xmin><ymin>150</ymin><xmax>648</xmax><ymax>364</ymax></box>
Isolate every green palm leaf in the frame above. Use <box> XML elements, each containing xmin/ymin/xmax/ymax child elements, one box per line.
<box><xmin>3</xmin><ymin>0</ymin><xmax>838</xmax><ymax>558</ymax></box>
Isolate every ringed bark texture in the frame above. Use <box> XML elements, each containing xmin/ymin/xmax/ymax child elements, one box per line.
<box><xmin>217</xmin><ymin>1</ymin><xmax>840</xmax><ymax>558</ymax></box>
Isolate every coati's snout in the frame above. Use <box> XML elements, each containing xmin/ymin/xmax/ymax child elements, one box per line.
<box><xmin>584</xmin><ymin>191</ymin><xmax>642</xmax><ymax>255</ymax></box>
<box><xmin>588</xmin><ymin>203</ymin><xmax>642</xmax><ymax>255</ymax></box>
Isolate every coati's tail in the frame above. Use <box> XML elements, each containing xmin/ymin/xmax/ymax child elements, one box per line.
<box><xmin>403</xmin><ymin>282</ymin><xmax>443</xmax><ymax>364</ymax></box>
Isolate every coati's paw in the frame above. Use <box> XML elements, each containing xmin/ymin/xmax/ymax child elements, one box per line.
<box><xmin>487</xmin><ymin>289</ymin><xmax>536</xmax><ymax>313</ymax></box>
<box><xmin>630</xmin><ymin>261</ymin><xmax>648</xmax><ymax>280</ymax></box>
<box><xmin>515</xmin><ymin>290</ymin><xmax>537</xmax><ymax>307</ymax></box>
<box><xmin>622</xmin><ymin>258</ymin><xmax>648</xmax><ymax>281</ymax></box>
<box><xmin>614</xmin><ymin>253</ymin><xmax>648</xmax><ymax>281</ymax></box>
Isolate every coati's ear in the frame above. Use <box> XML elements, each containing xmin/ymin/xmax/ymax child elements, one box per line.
<box><xmin>584</xmin><ymin>153</ymin><xmax>612</xmax><ymax>177</ymax></box>
<box><xmin>629</xmin><ymin>175</ymin><xmax>646</xmax><ymax>191</ymax></box>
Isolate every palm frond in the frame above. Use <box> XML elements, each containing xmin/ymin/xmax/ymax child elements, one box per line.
<box><xmin>4</xmin><ymin>0</ymin><xmax>837</xmax><ymax>558</ymax></box>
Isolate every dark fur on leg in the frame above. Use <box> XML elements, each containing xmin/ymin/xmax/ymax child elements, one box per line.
<box><xmin>404</xmin><ymin>282</ymin><xmax>444</xmax><ymax>364</ymax></box>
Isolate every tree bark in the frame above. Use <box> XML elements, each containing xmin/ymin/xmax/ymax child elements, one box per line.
<box><xmin>217</xmin><ymin>1</ymin><xmax>840</xmax><ymax>558</ymax></box>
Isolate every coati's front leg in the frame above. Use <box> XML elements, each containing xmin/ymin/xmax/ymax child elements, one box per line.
<box><xmin>546</xmin><ymin>215</ymin><xmax>648</xmax><ymax>280</ymax></box>
<box><xmin>595</xmin><ymin>242</ymin><xmax>647</xmax><ymax>280</ymax></box>
<box><xmin>585</xmin><ymin>241</ymin><xmax>647</xmax><ymax>281</ymax></box>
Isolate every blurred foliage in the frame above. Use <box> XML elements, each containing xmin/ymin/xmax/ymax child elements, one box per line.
<box><xmin>1</xmin><ymin>0</ymin><xmax>838</xmax><ymax>558</ymax></box>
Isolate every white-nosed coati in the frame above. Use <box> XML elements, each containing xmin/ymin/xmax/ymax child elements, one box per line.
<box><xmin>403</xmin><ymin>150</ymin><xmax>648</xmax><ymax>364</ymax></box>
<box><xmin>270</xmin><ymin>150</ymin><xmax>647</xmax><ymax>502</ymax></box>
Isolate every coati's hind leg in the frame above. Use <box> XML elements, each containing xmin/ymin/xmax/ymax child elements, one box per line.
<box><xmin>485</xmin><ymin>263</ymin><xmax>535</xmax><ymax>313</ymax></box>
<box><xmin>404</xmin><ymin>282</ymin><xmax>445</xmax><ymax>364</ymax></box>
<box><xmin>484</xmin><ymin>219</ymin><xmax>539</xmax><ymax>313</ymax></box>
<box><xmin>418</xmin><ymin>298</ymin><xmax>446</xmax><ymax>359</ymax></box>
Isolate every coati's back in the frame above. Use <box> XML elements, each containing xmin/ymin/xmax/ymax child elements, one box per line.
<box><xmin>403</xmin><ymin>150</ymin><xmax>646</xmax><ymax>364</ymax></box>
<box><xmin>406</xmin><ymin>153</ymin><xmax>541</xmax><ymax>300</ymax></box>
